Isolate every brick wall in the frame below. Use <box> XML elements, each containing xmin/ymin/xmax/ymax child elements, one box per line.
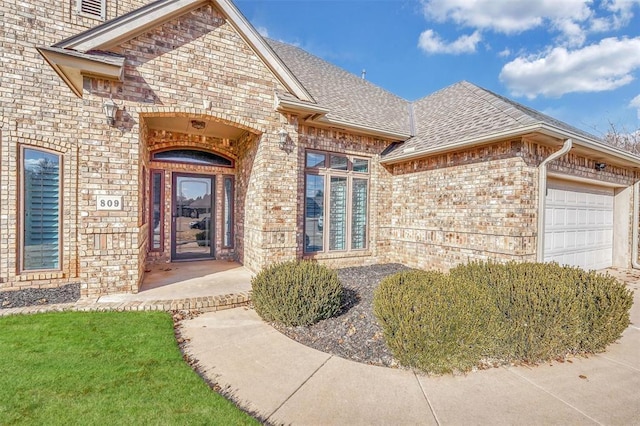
<box><xmin>1</xmin><ymin>1</ymin><xmax>294</xmax><ymax>295</ymax></box>
<box><xmin>381</xmin><ymin>140</ymin><xmax>538</xmax><ymax>270</ymax></box>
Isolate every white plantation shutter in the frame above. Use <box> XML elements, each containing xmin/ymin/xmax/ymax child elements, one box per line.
<box><xmin>22</xmin><ymin>149</ymin><xmax>61</xmax><ymax>271</ymax></box>
<box><xmin>77</xmin><ymin>0</ymin><xmax>106</xmax><ymax>20</ymax></box>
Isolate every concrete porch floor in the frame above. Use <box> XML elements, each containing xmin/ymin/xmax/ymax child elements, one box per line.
<box><xmin>97</xmin><ymin>260</ymin><xmax>253</xmax><ymax>304</ymax></box>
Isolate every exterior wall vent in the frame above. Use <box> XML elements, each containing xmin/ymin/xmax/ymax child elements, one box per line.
<box><xmin>77</xmin><ymin>0</ymin><xmax>106</xmax><ymax>20</ymax></box>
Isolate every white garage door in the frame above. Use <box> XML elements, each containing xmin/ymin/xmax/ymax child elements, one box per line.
<box><xmin>544</xmin><ymin>180</ymin><xmax>614</xmax><ymax>270</ymax></box>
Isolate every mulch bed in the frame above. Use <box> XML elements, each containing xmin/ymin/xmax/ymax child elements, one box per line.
<box><xmin>0</xmin><ymin>283</ymin><xmax>80</xmax><ymax>309</ymax></box>
<box><xmin>273</xmin><ymin>263</ymin><xmax>409</xmax><ymax>367</ymax></box>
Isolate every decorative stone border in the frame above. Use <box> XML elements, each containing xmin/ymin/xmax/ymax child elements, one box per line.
<box><xmin>0</xmin><ymin>292</ymin><xmax>252</xmax><ymax>317</ymax></box>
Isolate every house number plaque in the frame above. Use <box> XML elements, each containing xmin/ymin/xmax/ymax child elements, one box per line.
<box><xmin>96</xmin><ymin>195</ymin><xmax>123</xmax><ymax>211</ymax></box>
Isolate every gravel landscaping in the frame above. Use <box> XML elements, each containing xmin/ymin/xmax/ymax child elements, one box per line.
<box><xmin>273</xmin><ymin>263</ymin><xmax>408</xmax><ymax>367</ymax></box>
<box><xmin>0</xmin><ymin>283</ymin><xmax>80</xmax><ymax>309</ymax></box>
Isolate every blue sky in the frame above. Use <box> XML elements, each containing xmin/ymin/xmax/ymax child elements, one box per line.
<box><xmin>235</xmin><ymin>0</ymin><xmax>640</xmax><ymax>138</ymax></box>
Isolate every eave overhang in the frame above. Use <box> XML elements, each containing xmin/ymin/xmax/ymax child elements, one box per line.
<box><xmin>36</xmin><ymin>46</ymin><xmax>125</xmax><ymax>97</ymax></box>
<box><xmin>380</xmin><ymin>123</ymin><xmax>640</xmax><ymax>169</ymax></box>
<box><xmin>275</xmin><ymin>94</ymin><xmax>411</xmax><ymax>141</ymax></box>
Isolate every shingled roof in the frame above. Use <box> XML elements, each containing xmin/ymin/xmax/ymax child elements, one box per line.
<box><xmin>381</xmin><ymin>81</ymin><xmax>605</xmax><ymax>162</ymax></box>
<box><xmin>267</xmin><ymin>39</ymin><xmax>412</xmax><ymax>138</ymax></box>
<box><xmin>266</xmin><ymin>39</ymin><xmax>640</xmax><ymax>166</ymax></box>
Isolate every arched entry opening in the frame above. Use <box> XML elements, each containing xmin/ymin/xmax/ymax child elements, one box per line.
<box><xmin>140</xmin><ymin>112</ymin><xmax>260</xmax><ymax>267</ymax></box>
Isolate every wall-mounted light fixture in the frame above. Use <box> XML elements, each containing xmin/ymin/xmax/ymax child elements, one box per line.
<box><xmin>595</xmin><ymin>162</ymin><xmax>606</xmax><ymax>171</ymax></box>
<box><xmin>278</xmin><ymin>128</ymin><xmax>288</xmax><ymax>149</ymax></box>
<box><xmin>103</xmin><ymin>95</ymin><xmax>118</xmax><ymax>126</ymax></box>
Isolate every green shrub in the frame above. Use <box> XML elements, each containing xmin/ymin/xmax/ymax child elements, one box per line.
<box><xmin>375</xmin><ymin>262</ymin><xmax>633</xmax><ymax>374</ymax></box>
<box><xmin>451</xmin><ymin>261</ymin><xmax>633</xmax><ymax>362</ymax></box>
<box><xmin>373</xmin><ymin>270</ymin><xmax>503</xmax><ymax>374</ymax></box>
<box><xmin>251</xmin><ymin>260</ymin><xmax>343</xmax><ymax>326</ymax></box>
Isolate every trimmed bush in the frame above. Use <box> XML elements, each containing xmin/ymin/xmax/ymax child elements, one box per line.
<box><xmin>373</xmin><ymin>270</ymin><xmax>503</xmax><ymax>374</ymax></box>
<box><xmin>251</xmin><ymin>260</ymin><xmax>343</xmax><ymax>326</ymax></box>
<box><xmin>375</xmin><ymin>262</ymin><xmax>633</xmax><ymax>374</ymax></box>
<box><xmin>450</xmin><ymin>261</ymin><xmax>633</xmax><ymax>362</ymax></box>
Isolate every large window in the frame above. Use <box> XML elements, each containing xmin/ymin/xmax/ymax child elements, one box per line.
<box><xmin>21</xmin><ymin>147</ymin><xmax>61</xmax><ymax>271</ymax></box>
<box><xmin>304</xmin><ymin>151</ymin><xmax>369</xmax><ymax>253</ymax></box>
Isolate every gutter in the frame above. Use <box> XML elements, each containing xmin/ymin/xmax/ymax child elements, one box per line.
<box><xmin>536</xmin><ymin>138</ymin><xmax>573</xmax><ymax>262</ymax></box>
<box><xmin>380</xmin><ymin>123</ymin><xmax>640</xmax><ymax>167</ymax></box>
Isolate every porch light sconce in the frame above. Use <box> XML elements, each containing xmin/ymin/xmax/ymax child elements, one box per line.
<box><xmin>103</xmin><ymin>95</ymin><xmax>118</xmax><ymax>126</ymax></box>
<box><xmin>278</xmin><ymin>128</ymin><xmax>288</xmax><ymax>149</ymax></box>
<box><xmin>595</xmin><ymin>162</ymin><xmax>606</xmax><ymax>171</ymax></box>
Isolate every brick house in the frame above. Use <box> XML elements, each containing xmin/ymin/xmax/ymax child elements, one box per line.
<box><xmin>2</xmin><ymin>0</ymin><xmax>640</xmax><ymax>298</ymax></box>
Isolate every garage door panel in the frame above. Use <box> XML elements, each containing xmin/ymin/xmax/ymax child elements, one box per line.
<box><xmin>544</xmin><ymin>180</ymin><xmax>614</xmax><ymax>271</ymax></box>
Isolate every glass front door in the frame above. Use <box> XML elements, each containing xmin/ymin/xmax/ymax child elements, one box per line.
<box><xmin>171</xmin><ymin>173</ymin><xmax>215</xmax><ymax>260</ymax></box>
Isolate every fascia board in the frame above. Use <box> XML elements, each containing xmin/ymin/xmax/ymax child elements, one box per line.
<box><xmin>380</xmin><ymin>123</ymin><xmax>640</xmax><ymax>167</ymax></box>
<box><xmin>312</xmin><ymin>116</ymin><xmax>412</xmax><ymax>140</ymax></box>
<box><xmin>214</xmin><ymin>0</ymin><xmax>314</xmax><ymax>102</ymax></box>
<box><xmin>58</xmin><ymin>0</ymin><xmax>205</xmax><ymax>52</ymax></box>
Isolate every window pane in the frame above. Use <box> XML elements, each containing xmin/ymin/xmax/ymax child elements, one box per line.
<box><xmin>152</xmin><ymin>149</ymin><xmax>232</xmax><ymax>167</ymax></box>
<box><xmin>306</xmin><ymin>152</ymin><xmax>325</xmax><ymax>168</ymax></box>
<box><xmin>223</xmin><ymin>177</ymin><xmax>234</xmax><ymax>247</ymax></box>
<box><xmin>351</xmin><ymin>179</ymin><xmax>368</xmax><ymax>249</ymax></box>
<box><xmin>329</xmin><ymin>177</ymin><xmax>347</xmax><ymax>250</ymax></box>
<box><xmin>151</xmin><ymin>171</ymin><xmax>163</xmax><ymax>250</ymax></box>
<box><xmin>305</xmin><ymin>174</ymin><xmax>324</xmax><ymax>252</ymax></box>
<box><xmin>23</xmin><ymin>149</ymin><xmax>60</xmax><ymax>270</ymax></box>
<box><xmin>330</xmin><ymin>155</ymin><xmax>348</xmax><ymax>171</ymax></box>
<box><xmin>353</xmin><ymin>158</ymin><xmax>369</xmax><ymax>173</ymax></box>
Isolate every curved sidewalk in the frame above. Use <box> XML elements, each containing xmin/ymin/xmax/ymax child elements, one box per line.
<box><xmin>181</xmin><ymin>303</ymin><xmax>640</xmax><ymax>426</ymax></box>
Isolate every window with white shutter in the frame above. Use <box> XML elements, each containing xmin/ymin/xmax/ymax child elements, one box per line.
<box><xmin>77</xmin><ymin>0</ymin><xmax>106</xmax><ymax>20</ymax></box>
<box><xmin>21</xmin><ymin>148</ymin><xmax>62</xmax><ymax>271</ymax></box>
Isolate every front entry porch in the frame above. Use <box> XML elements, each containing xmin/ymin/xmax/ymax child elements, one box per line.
<box><xmin>97</xmin><ymin>260</ymin><xmax>253</xmax><ymax>310</ymax></box>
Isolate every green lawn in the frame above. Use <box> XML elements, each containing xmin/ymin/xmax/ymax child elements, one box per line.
<box><xmin>0</xmin><ymin>311</ymin><xmax>258</xmax><ymax>425</ymax></box>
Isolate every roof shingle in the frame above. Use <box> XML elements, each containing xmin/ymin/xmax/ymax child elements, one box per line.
<box><xmin>267</xmin><ymin>39</ymin><xmax>412</xmax><ymax>137</ymax></box>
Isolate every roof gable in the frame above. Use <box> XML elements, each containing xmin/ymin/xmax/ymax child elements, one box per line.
<box><xmin>38</xmin><ymin>0</ymin><xmax>313</xmax><ymax>101</ymax></box>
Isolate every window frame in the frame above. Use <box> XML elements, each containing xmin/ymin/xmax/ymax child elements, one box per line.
<box><xmin>149</xmin><ymin>169</ymin><xmax>165</xmax><ymax>252</ymax></box>
<box><xmin>19</xmin><ymin>146</ymin><xmax>63</xmax><ymax>272</ymax></box>
<box><xmin>222</xmin><ymin>175</ymin><xmax>235</xmax><ymax>249</ymax></box>
<box><xmin>304</xmin><ymin>150</ymin><xmax>370</xmax><ymax>254</ymax></box>
<box><xmin>151</xmin><ymin>148</ymin><xmax>234</xmax><ymax>168</ymax></box>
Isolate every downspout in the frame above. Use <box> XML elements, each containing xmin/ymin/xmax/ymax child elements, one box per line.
<box><xmin>632</xmin><ymin>181</ymin><xmax>640</xmax><ymax>269</ymax></box>
<box><xmin>536</xmin><ymin>138</ymin><xmax>573</xmax><ymax>262</ymax></box>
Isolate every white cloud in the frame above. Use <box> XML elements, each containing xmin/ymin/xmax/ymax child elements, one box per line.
<box><xmin>554</xmin><ymin>18</ymin><xmax>587</xmax><ymax>47</ymax></box>
<box><xmin>499</xmin><ymin>37</ymin><xmax>640</xmax><ymax>98</ymax></box>
<box><xmin>421</xmin><ymin>0</ymin><xmax>591</xmax><ymax>35</ymax></box>
<box><xmin>420</xmin><ymin>0</ymin><xmax>640</xmax><ymax>50</ymax></box>
<box><xmin>256</xmin><ymin>26</ymin><xmax>269</xmax><ymax>38</ymax></box>
<box><xmin>418</xmin><ymin>29</ymin><xmax>482</xmax><ymax>54</ymax></box>
<box><xmin>631</xmin><ymin>93</ymin><xmax>640</xmax><ymax>118</ymax></box>
<box><xmin>498</xmin><ymin>48</ymin><xmax>512</xmax><ymax>57</ymax></box>
<box><xmin>603</xmin><ymin>0</ymin><xmax>640</xmax><ymax>29</ymax></box>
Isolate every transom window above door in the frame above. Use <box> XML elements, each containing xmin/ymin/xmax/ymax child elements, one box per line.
<box><xmin>152</xmin><ymin>149</ymin><xmax>233</xmax><ymax>167</ymax></box>
<box><xmin>304</xmin><ymin>151</ymin><xmax>369</xmax><ymax>254</ymax></box>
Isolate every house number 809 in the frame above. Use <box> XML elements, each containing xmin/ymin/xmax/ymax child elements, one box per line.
<box><xmin>100</xmin><ymin>199</ymin><xmax>119</xmax><ymax>208</ymax></box>
<box><xmin>96</xmin><ymin>195</ymin><xmax>123</xmax><ymax>211</ymax></box>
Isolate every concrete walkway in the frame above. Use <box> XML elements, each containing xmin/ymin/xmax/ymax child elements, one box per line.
<box><xmin>1</xmin><ymin>266</ymin><xmax>638</xmax><ymax>424</ymax></box>
<box><xmin>181</xmin><ymin>278</ymin><xmax>640</xmax><ymax>426</ymax></box>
